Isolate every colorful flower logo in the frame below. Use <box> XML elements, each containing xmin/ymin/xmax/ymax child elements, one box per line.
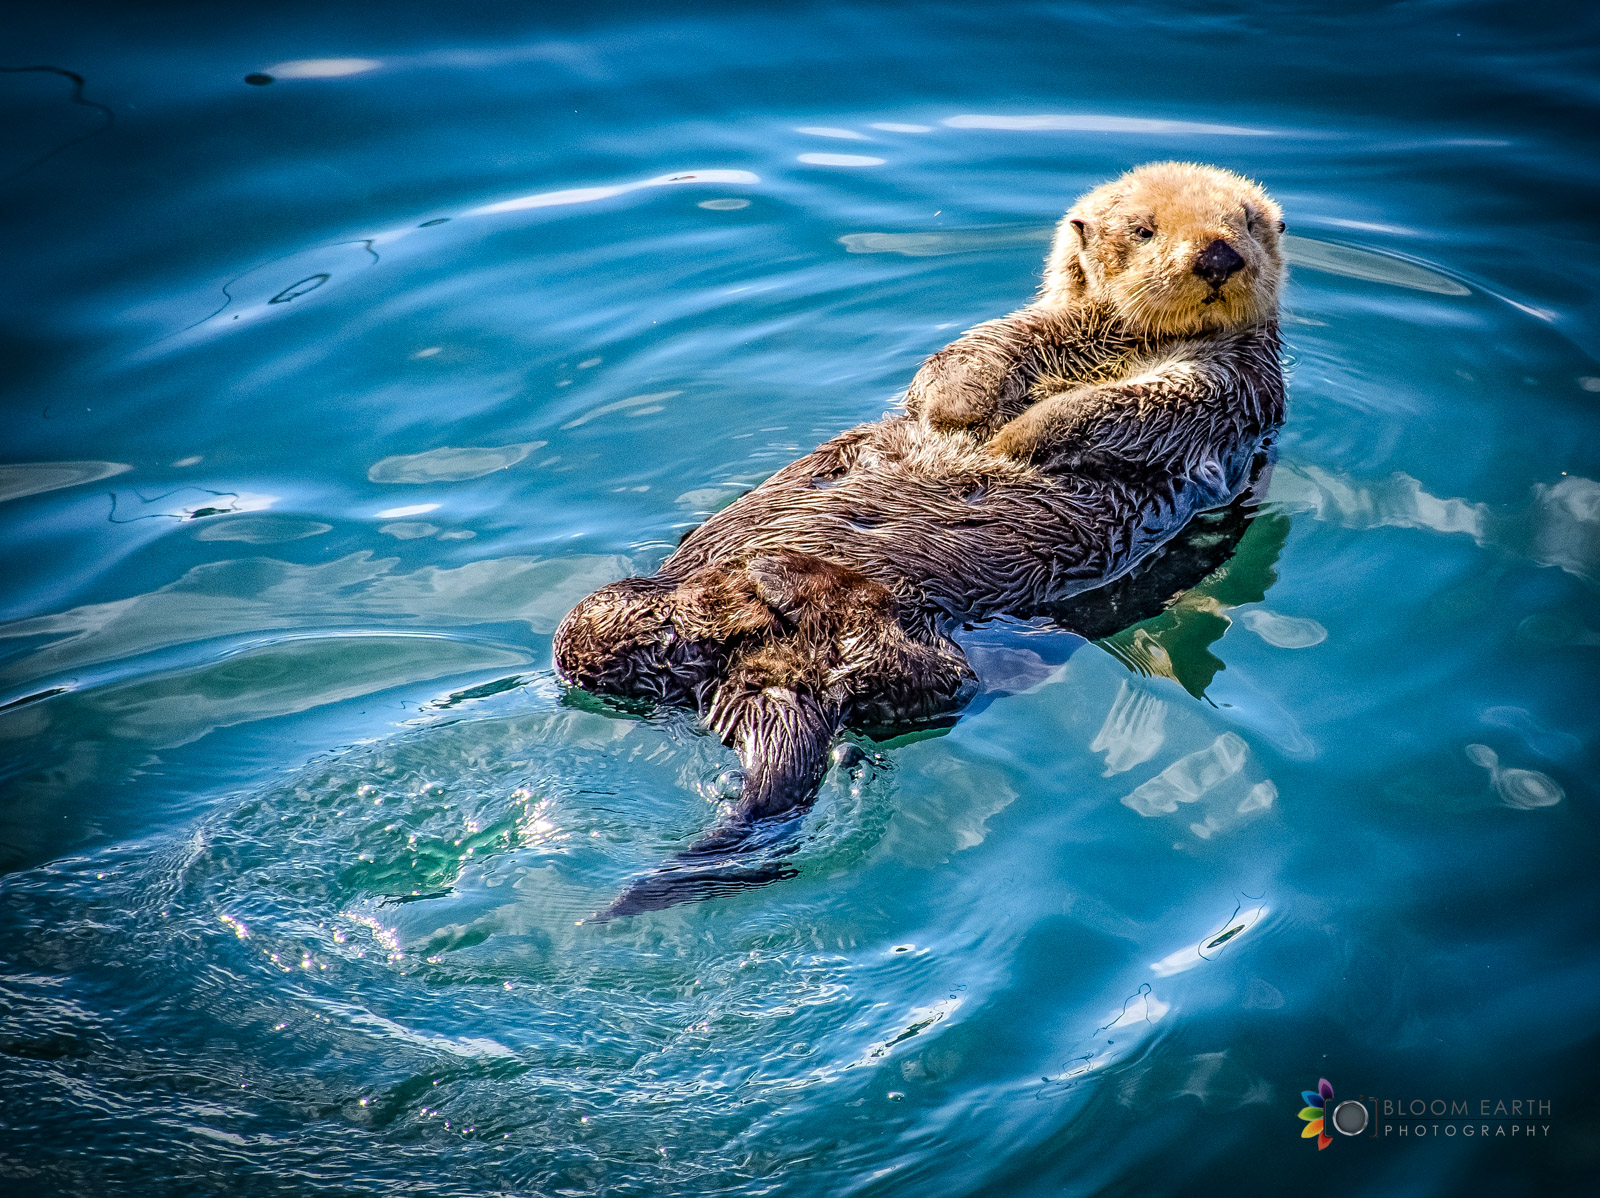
<box><xmin>1298</xmin><ymin>1078</ymin><xmax>1335</xmax><ymax>1149</ymax></box>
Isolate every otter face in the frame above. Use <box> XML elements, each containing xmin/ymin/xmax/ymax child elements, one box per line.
<box><xmin>1041</xmin><ymin>162</ymin><xmax>1285</xmax><ymax>337</ymax></box>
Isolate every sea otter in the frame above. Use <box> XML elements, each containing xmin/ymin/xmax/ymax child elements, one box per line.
<box><xmin>555</xmin><ymin>162</ymin><xmax>1287</xmax><ymax>916</ymax></box>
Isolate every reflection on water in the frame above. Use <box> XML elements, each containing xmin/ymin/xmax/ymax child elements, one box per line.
<box><xmin>942</xmin><ymin>112</ymin><xmax>1273</xmax><ymax>136</ymax></box>
<box><xmin>0</xmin><ymin>551</ymin><xmax>627</xmax><ymax>687</ymax></box>
<box><xmin>1</xmin><ymin>2</ymin><xmax>1597</xmax><ymax>1194</ymax></box>
<box><xmin>266</xmin><ymin>58</ymin><xmax>383</xmax><ymax>80</ymax></box>
<box><xmin>1480</xmin><ymin>705</ymin><xmax>1583</xmax><ymax>761</ymax></box>
<box><xmin>193</xmin><ymin>514</ymin><xmax>332</xmax><ymax>542</ymax></box>
<box><xmin>1238</xmin><ymin>607</ymin><xmax>1328</xmax><ymax>648</ymax></box>
<box><xmin>108</xmin><ymin>485</ymin><xmax>278</xmax><ymax>523</ymax></box>
<box><xmin>70</xmin><ymin>633</ymin><xmax>530</xmax><ymax>748</ymax></box>
<box><xmin>1279</xmin><ymin>234</ymin><xmax>1470</xmax><ymax>296</ymax></box>
<box><xmin>1150</xmin><ymin>904</ymin><xmax>1270</xmax><ymax>978</ymax></box>
<box><xmin>1094</xmin><ymin>507</ymin><xmax>1291</xmax><ymax>699</ymax></box>
<box><xmin>1465</xmin><ymin>743</ymin><xmax>1565</xmax><ymax>809</ymax></box>
<box><xmin>0</xmin><ymin>459</ymin><xmax>129</xmax><ymax>502</ymax></box>
<box><xmin>1090</xmin><ymin>681</ymin><xmax>1168</xmax><ymax>776</ymax></box>
<box><xmin>840</xmin><ymin>227</ymin><xmax>1054</xmax><ymax>257</ymax></box>
<box><xmin>1272</xmin><ymin>463</ymin><xmax>1600</xmax><ymax>585</ymax></box>
<box><xmin>367</xmin><ymin>441</ymin><xmax>547</xmax><ymax>484</ymax></box>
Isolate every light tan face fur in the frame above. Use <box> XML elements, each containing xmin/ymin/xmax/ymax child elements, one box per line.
<box><xmin>1040</xmin><ymin>162</ymin><xmax>1284</xmax><ymax>337</ymax></box>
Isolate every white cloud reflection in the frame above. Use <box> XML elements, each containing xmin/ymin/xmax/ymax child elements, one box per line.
<box><xmin>1151</xmin><ymin>906</ymin><xmax>1269</xmax><ymax>977</ymax></box>
<box><xmin>944</xmin><ymin>113</ymin><xmax>1272</xmax><ymax>136</ymax></box>
<box><xmin>268</xmin><ymin>58</ymin><xmax>382</xmax><ymax>79</ymax></box>
<box><xmin>467</xmin><ymin>170</ymin><xmax>759</xmax><ymax>216</ymax></box>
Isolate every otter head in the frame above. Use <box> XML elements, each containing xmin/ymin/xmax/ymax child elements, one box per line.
<box><xmin>1039</xmin><ymin>162</ymin><xmax>1285</xmax><ymax>337</ymax></box>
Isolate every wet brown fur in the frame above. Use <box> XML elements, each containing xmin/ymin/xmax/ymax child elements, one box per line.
<box><xmin>555</xmin><ymin>163</ymin><xmax>1287</xmax><ymax>916</ymax></box>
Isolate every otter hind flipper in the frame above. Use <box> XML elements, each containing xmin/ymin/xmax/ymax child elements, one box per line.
<box><xmin>593</xmin><ymin>647</ymin><xmax>845</xmax><ymax>921</ymax></box>
<box><xmin>591</xmin><ymin>685</ymin><xmax>836</xmax><ymax>921</ymax></box>
<box><xmin>594</xmin><ymin>820</ymin><xmax>804</xmax><ymax>922</ymax></box>
<box><xmin>596</xmin><ymin>859</ymin><xmax>803</xmax><ymax>921</ymax></box>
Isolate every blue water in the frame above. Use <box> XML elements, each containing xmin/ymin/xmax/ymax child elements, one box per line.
<box><xmin>2</xmin><ymin>3</ymin><xmax>1598</xmax><ymax>1193</ymax></box>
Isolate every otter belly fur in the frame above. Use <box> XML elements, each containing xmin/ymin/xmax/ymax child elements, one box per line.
<box><xmin>554</xmin><ymin>162</ymin><xmax>1287</xmax><ymax>917</ymax></box>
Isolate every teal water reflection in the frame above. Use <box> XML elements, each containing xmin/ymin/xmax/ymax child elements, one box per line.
<box><xmin>1</xmin><ymin>3</ymin><xmax>1597</xmax><ymax>1194</ymax></box>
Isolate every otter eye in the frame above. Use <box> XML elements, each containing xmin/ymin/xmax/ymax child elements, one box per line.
<box><xmin>1276</xmin><ymin>219</ymin><xmax>1286</xmax><ymax>233</ymax></box>
<box><xmin>1132</xmin><ymin>225</ymin><xmax>1154</xmax><ymax>241</ymax></box>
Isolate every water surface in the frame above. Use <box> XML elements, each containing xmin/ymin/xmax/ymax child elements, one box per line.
<box><xmin>2</xmin><ymin>3</ymin><xmax>1598</xmax><ymax>1194</ymax></box>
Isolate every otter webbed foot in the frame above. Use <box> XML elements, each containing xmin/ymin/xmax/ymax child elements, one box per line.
<box><xmin>593</xmin><ymin>815</ymin><xmax>804</xmax><ymax>921</ymax></box>
<box><xmin>593</xmin><ymin>641</ymin><xmax>842</xmax><ymax>920</ymax></box>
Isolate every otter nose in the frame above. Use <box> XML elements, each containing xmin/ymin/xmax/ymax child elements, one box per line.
<box><xmin>1193</xmin><ymin>238</ymin><xmax>1245</xmax><ymax>288</ymax></box>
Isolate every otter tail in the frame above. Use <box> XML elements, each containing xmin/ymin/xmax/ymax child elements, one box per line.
<box><xmin>595</xmin><ymin>674</ymin><xmax>844</xmax><ymax>921</ymax></box>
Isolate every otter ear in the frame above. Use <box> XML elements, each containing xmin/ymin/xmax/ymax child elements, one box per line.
<box><xmin>1276</xmin><ymin>219</ymin><xmax>1286</xmax><ymax>233</ymax></box>
<box><xmin>1069</xmin><ymin>218</ymin><xmax>1090</xmax><ymax>245</ymax></box>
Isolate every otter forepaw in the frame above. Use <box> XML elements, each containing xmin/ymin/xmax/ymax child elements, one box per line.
<box><xmin>907</xmin><ymin>359</ymin><xmax>1005</xmax><ymax>435</ymax></box>
<box><xmin>922</xmin><ymin>388</ymin><xmax>996</xmax><ymax>435</ymax></box>
<box><xmin>984</xmin><ymin>422</ymin><xmax>1041</xmax><ymax>463</ymax></box>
